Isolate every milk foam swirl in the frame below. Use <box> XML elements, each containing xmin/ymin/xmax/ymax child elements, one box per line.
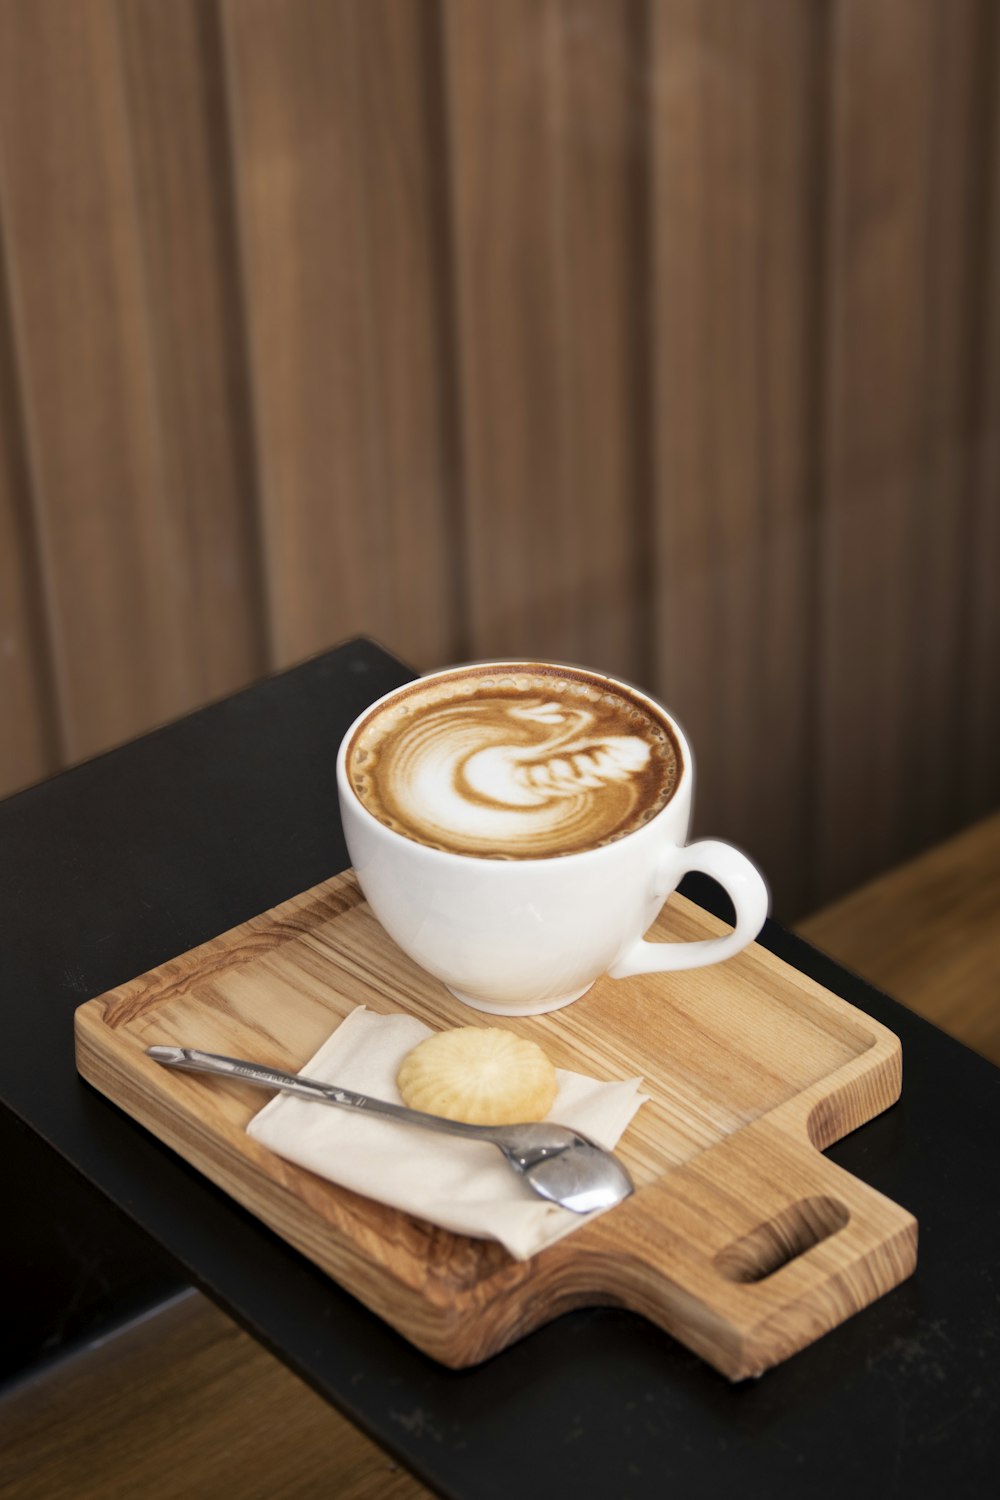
<box><xmin>348</xmin><ymin>671</ymin><xmax>680</xmax><ymax>858</ymax></box>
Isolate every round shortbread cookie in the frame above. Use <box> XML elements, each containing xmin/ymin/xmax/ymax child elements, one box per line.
<box><xmin>396</xmin><ymin>1026</ymin><xmax>558</xmax><ymax>1126</ymax></box>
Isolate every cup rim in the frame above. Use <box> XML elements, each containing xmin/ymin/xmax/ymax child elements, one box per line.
<box><xmin>335</xmin><ymin>659</ymin><xmax>693</xmax><ymax>868</ymax></box>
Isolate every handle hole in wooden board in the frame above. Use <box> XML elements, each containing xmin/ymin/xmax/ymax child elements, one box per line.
<box><xmin>713</xmin><ymin>1196</ymin><xmax>850</xmax><ymax>1284</ymax></box>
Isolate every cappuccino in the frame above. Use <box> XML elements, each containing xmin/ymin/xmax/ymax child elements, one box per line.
<box><xmin>346</xmin><ymin>665</ymin><xmax>681</xmax><ymax>859</ymax></box>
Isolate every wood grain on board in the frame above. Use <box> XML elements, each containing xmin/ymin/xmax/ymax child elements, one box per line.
<box><xmin>76</xmin><ymin>869</ymin><xmax>916</xmax><ymax>1381</ymax></box>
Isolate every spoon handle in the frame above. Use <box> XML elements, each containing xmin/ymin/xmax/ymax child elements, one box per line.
<box><xmin>146</xmin><ymin>1045</ymin><xmax>499</xmax><ymax>1143</ymax></box>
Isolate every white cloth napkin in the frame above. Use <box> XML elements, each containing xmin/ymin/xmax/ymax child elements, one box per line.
<box><xmin>247</xmin><ymin>1007</ymin><xmax>647</xmax><ymax>1260</ymax></box>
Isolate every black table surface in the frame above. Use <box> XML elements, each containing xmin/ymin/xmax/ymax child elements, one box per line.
<box><xmin>2</xmin><ymin>638</ymin><xmax>998</xmax><ymax>1499</ymax></box>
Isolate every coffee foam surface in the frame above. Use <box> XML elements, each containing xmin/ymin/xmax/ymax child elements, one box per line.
<box><xmin>347</xmin><ymin>668</ymin><xmax>681</xmax><ymax>858</ymax></box>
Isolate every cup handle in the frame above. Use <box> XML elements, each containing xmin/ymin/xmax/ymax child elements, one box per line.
<box><xmin>608</xmin><ymin>838</ymin><xmax>769</xmax><ymax>977</ymax></box>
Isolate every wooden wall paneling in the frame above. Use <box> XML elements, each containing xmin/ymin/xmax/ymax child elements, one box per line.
<box><xmin>0</xmin><ymin>217</ymin><xmax>59</xmax><ymax>796</ymax></box>
<box><xmin>650</xmin><ymin>0</ymin><xmax>823</xmax><ymax>918</ymax></box>
<box><xmin>443</xmin><ymin>0</ymin><xmax>646</xmax><ymax>679</ymax></box>
<box><xmin>816</xmin><ymin>0</ymin><xmax>983</xmax><ymax>904</ymax></box>
<box><xmin>221</xmin><ymin>0</ymin><xmax>458</xmax><ymax>671</ymax></box>
<box><xmin>116</xmin><ymin>0</ymin><xmax>267</xmax><ymax>697</ymax></box>
<box><xmin>963</xmin><ymin>6</ymin><xmax>1000</xmax><ymax>823</ymax></box>
<box><xmin>0</xmin><ymin>1</ymin><xmax>217</xmax><ymax>762</ymax></box>
<box><xmin>895</xmin><ymin>0</ymin><xmax>991</xmax><ymax>856</ymax></box>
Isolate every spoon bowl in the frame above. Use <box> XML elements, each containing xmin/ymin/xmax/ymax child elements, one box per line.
<box><xmin>523</xmin><ymin>1142</ymin><xmax>635</xmax><ymax>1213</ymax></box>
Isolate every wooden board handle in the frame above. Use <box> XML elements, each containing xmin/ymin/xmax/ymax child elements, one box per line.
<box><xmin>597</xmin><ymin>1119</ymin><xmax>917</xmax><ymax>1380</ymax></box>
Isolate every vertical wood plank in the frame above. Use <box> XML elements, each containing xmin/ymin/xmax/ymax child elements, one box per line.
<box><xmin>0</xmin><ymin>0</ymin><xmax>263</xmax><ymax>763</ymax></box>
<box><xmin>0</xmin><ymin>452</ymin><xmax>53</xmax><ymax>796</ymax></box>
<box><xmin>817</xmin><ymin>0</ymin><xmax>988</xmax><ymax>901</ymax></box>
<box><xmin>116</xmin><ymin>0</ymin><xmax>267</xmax><ymax>693</ymax></box>
<box><xmin>0</xmin><ymin>220</ymin><xmax>59</xmax><ymax>795</ymax></box>
<box><xmin>963</xmin><ymin>4</ymin><xmax>1000</xmax><ymax>822</ymax></box>
<box><xmin>221</xmin><ymin>0</ymin><xmax>458</xmax><ymax>670</ymax></box>
<box><xmin>890</xmin><ymin>0</ymin><xmax>990</xmax><ymax>855</ymax></box>
<box><xmin>650</xmin><ymin>0</ymin><xmax>824</xmax><ymax>915</ymax></box>
<box><xmin>0</xmin><ymin>0</ymin><xmax>182</xmax><ymax>759</ymax></box>
<box><xmin>443</xmin><ymin>0</ymin><xmax>646</xmax><ymax>679</ymax></box>
<box><xmin>350</xmin><ymin>0</ymin><xmax>464</xmax><ymax>669</ymax></box>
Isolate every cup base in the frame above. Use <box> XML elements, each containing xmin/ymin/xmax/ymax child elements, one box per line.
<box><xmin>444</xmin><ymin>981</ymin><xmax>595</xmax><ymax>1017</ymax></box>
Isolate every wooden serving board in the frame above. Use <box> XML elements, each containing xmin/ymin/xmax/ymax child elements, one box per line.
<box><xmin>75</xmin><ymin>871</ymin><xmax>917</xmax><ymax>1380</ymax></box>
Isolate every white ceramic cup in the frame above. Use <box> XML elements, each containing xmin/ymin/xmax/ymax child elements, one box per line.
<box><xmin>336</xmin><ymin>663</ymin><xmax>769</xmax><ymax>1017</ymax></box>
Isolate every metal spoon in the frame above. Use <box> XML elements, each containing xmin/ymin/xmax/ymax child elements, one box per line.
<box><xmin>146</xmin><ymin>1045</ymin><xmax>634</xmax><ymax>1215</ymax></box>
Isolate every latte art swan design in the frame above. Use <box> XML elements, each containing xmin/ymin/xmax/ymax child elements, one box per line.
<box><xmin>458</xmin><ymin>702</ymin><xmax>650</xmax><ymax>808</ymax></box>
<box><xmin>352</xmin><ymin>688</ymin><xmax>679</xmax><ymax>857</ymax></box>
